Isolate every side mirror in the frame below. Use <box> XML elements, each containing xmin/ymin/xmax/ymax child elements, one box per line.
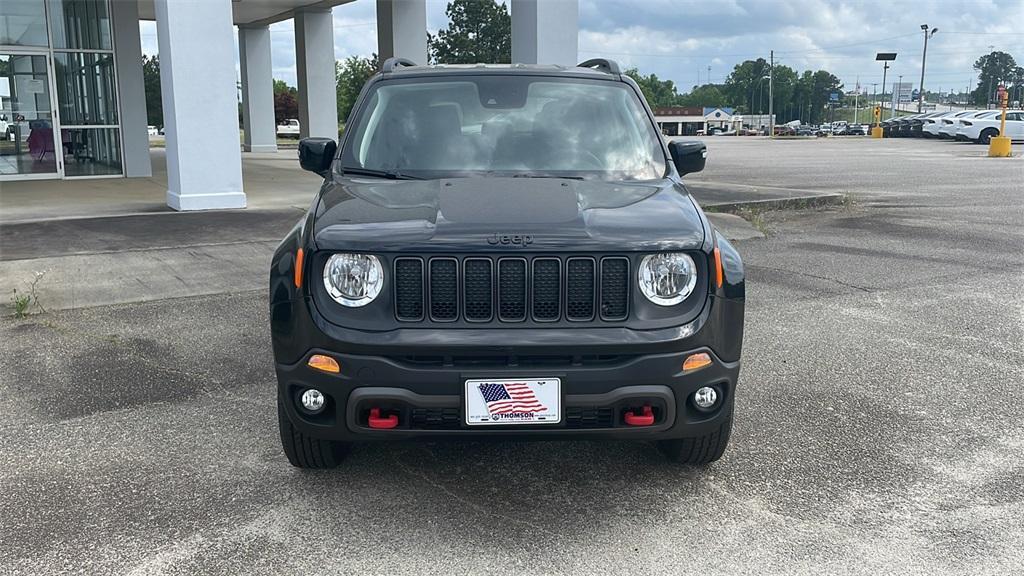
<box><xmin>668</xmin><ymin>140</ymin><xmax>707</xmax><ymax>176</ymax></box>
<box><xmin>298</xmin><ymin>137</ymin><xmax>337</xmax><ymax>176</ymax></box>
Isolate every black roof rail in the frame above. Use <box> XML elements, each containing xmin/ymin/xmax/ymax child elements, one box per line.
<box><xmin>382</xmin><ymin>57</ymin><xmax>418</xmax><ymax>74</ymax></box>
<box><xmin>576</xmin><ymin>58</ymin><xmax>621</xmax><ymax>76</ymax></box>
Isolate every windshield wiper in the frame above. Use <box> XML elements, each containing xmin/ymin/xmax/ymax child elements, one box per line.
<box><xmin>340</xmin><ymin>167</ymin><xmax>420</xmax><ymax>180</ymax></box>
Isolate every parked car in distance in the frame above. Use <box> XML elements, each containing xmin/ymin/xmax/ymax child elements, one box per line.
<box><xmin>271</xmin><ymin>58</ymin><xmax>745</xmax><ymax>469</ymax></box>
<box><xmin>937</xmin><ymin>110</ymin><xmax>995</xmax><ymax>139</ymax></box>
<box><xmin>277</xmin><ymin>118</ymin><xmax>301</xmax><ymax>139</ymax></box>
<box><xmin>147</xmin><ymin>125</ymin><xmax>159</xmax><ymax>136</ymax></box>
<box><xmin>905</xmin><ymin>112</ymin><xmax>945</xmax><ymax>137</ymax></box>
<box><xmin>958</xmin><ymin>111</ymin><xmax>1024</xmax><ymax>144</ymax></box>
<box><xmin>952</xmin><ymin>111</ymin><xmax>1001</xmax><ymax>141</ymax></box>
<box><xmin>846</xmin><ymin>124</ymin><xmax>867</xmax><ymax>136</ymax></box>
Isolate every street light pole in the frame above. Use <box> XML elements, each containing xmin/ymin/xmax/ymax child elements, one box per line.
<box><xmin>769</xmin><ymin>50</ymin><xmax>774</xmax><ymax>138</ymax></box>
<box><xmin>918</xmin><ymin>25</ymin><xmax>938</xmax><ymax>113</ymax></box>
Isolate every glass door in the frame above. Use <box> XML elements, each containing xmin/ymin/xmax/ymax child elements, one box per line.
<box><xmin>0</xmin><ymin>52</ymin><xmax>62</xmax><ymax>179</ymax></box>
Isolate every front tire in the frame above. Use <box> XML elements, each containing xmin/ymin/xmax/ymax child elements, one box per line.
<box><xmin>278</xmin><ymin>395</ymin><xmax>349</xmax><ymax>468</ymax></box>
<box><xmin>657</xmin><ymin>417</ymin><xmax>733</xmax><ymax>465</ymax></box>
<box><xmin>979</xmin><ymin>128</ymin><xmax>998</xmax><ymax>145</ymax></box>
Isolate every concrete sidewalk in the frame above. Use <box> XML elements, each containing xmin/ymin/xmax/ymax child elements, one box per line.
<box><xmin>0</xmin><ymin>149</ymin><xmax>322</xmax><ymax>224</ymax></box>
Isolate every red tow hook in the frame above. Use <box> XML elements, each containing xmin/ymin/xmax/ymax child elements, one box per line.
<box><xmin>367</xmin><ymin>408</ymin><xmax>399</xmax><ymax>429</ymax></box>
<box><xmin>624</xmin><ymin>405</ymin><xmax>655</xmax><ymax>427</ymax></box>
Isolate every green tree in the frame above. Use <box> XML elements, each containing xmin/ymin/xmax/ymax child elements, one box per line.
<box><xmin>723</xmin><ymin>58</ymin><xmax>771</xmax><ymax>114</ymax></box>
<box><xmin>972</xmin><ymin>51</ymin><xmax>1018</xmax><ymax>105</ymax></box>
<box><xmin>142</xmin><ymin>55</ymin><xmax>162</xmax><ymax>127</ymax></box>
<box><xmin>273</xmin><ymin>79</ymin><xmax>298</xmax><ymax>125</ymax></box>
<box><xmin>678</xmin><ymin>84</ymin><xmax>727</xmax><ymax>108</ymax></box>
<box><xmin>624</xmin><ymin>68</ymin><xmax>682</xmax><ymax>108</ymax></box>
<box><xmin>767</xmin><ymin>65</ymin><xmax>798</xmax><ymax>122</ymax></box>
<box><xmin>428</xmin><ymin>0</ymin><xmax>511</xmax><ymax>64</ymax></box>
<box><xmin>804</xmin><ymin>70</ymin><xmax>843</xmax><ymax>124</ymax></box>
<box><xmin>336</xmin><ymin>54</ymin><xmax>378</xmax><ymax>124</ymax></box>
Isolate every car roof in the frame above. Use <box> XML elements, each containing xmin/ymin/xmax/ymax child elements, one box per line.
<box><xmin>380</xmin><ymin>62</ymin><xmax>623</xmax><ymax>82</ymax></box>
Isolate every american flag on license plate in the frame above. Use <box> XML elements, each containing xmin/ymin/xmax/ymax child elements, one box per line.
<box><xmin>478</xmin><ymin>382</ymin><xmax>546</xmax><ymax>415</ymax></box>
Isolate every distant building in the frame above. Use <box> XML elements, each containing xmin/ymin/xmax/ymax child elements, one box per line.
<box><xmin>652</xmin><ymin>106</ymin><xmax>705</xmax><ymax>136</ymax></box>
<box><xmin>738</xmin><ymin>114</ymin><xmax>776</xmax><ymax>130</ymax></box>
<box><xmin>653</xmin><ymin>106</ymin><xmax>747</xmax><ymax>136</ymax></box>
<box><xmin>704</xmin><ymin>107</ymin><xmax>738</xmax><ymax>132</ymax></box>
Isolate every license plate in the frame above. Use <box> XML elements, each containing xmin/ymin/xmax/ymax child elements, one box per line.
<box><xmin>465</xmin><ymin>378</ymin><xmax>561</xmax><ymax>425</ymax></box>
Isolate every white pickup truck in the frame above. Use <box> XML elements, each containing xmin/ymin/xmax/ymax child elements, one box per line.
<box><xmin>276</xmin><ymin>119</ymin><xmax>300</xmax><ymax>139</ymax></box>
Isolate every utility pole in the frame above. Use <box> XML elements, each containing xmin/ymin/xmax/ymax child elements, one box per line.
<box><xmin>769</xmin><ymin>50</ymin><xmax>774</xmax><ymax>137</ymax></box>
<box><xmin>918</xmin><ymin>25</ymin><xmax>938</xmax><ymax>112</ymax></box>
<box><xmin>986</xmin><ymin>45</ymin><xmax>995</xmax><ymax>108</ymax></box>
<box><xmin>854</xmin><ymin>76</ymin><xmax>860</xmax><ymax>125</ymax></box>
<box><xmin>894</xmin><ymin>74</ymin><xmax>903</xmax><ymax>117</ymax></box>
<box><xmin>707</xmin><ymin>65</ymin><xmax>712</xmax><ymax>85</ymax></box>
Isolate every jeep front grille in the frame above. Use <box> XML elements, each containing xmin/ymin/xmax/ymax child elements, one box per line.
<box><xmin>392</xmin><ymin>255</ymin><xmax>630</xmax><ymax>324</ymax></box>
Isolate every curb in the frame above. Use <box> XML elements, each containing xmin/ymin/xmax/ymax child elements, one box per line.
<box><xmin>702</xmin><ymin>193</ymin><xmax>847</xmax><ymax>214</ymax></box>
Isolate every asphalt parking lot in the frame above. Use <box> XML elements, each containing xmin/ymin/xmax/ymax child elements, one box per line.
<box><xmin>1</xmin><ymin>137</ymin><xmax>1022</xmax><ymax>575</ymax></box>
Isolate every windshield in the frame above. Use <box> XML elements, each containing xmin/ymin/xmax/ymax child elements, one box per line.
<box><xmin>340</xmin><ymin>75</ymin><xmax>667</xmax><ymax>180</ymax></box>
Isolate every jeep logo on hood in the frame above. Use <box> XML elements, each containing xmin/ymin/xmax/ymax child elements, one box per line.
<box><xmin>487</xmin><ymin>233</ymin><xmax>533</xmax><ymax>247</ymax></box>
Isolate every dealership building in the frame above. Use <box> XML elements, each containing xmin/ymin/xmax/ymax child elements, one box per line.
<box><xmin>653</xmin><ymin>106</ymin><xmax>743</xmax><ymax>136</ymax></box>
<box><xmin>0</xmin><ymin>0</ymin><xmax>579</xmax><ymax>210</ymax></box>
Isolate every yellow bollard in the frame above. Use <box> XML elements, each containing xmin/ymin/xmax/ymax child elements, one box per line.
<box><xmin>988</xmin><ymin>85</ymin><xmax>1012</xmax><ymax>157</ymax></box>
<box><xmin>988</xmin><ymin>136</ymin><xmax>1012</xmax><ymax>157</ymax></box>
<box><xmin>871</xmin><ymin>106</ymin><xmax>882</xmax><ymax>138</ymax></box>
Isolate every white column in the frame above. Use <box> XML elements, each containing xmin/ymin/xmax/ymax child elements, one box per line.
<box><xmin>511</xmin><ymin>0</ymin><xmax>579</xmax><ymax>66</ymax></box>
<box><xmin>294</xmin><ymin>9</ymin><xmax>338</xmax><ymax>140</ymax></box>
<box><xmin>110</xmin><ymin>0</ymin><xmax>151</xmax><ymax>177</ymax></box>
<box><xmin>376</xmin><ymin>0</ymin><xmax>427</xmax><ymax>65</ymax></box>
<box><xmin>154</xmin><ymin>0</ymin><xmax>245</xmax><ymax>211</ymax></box>
<box><xmin>239</xmin><ymin>25</ymin><xmax>278</xmax><ymax>153</ymax></box>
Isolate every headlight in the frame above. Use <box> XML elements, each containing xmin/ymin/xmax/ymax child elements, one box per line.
<box><xmin>323</xmin><ymin>253</ymin><xmax>383</xmax><ymax>307</ymax></box>
<box><xmin>638</xmin><ymin>253</ymin><xmax>697</xmax><ymax>306</ymax></box>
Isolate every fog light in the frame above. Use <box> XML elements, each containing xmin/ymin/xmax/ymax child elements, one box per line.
<box><xmin>693</xmin><ymin>386</ymin><xmax>718</xmax><ymax>411</ymax></box>
<box><xmin>300</xmin><ymin>389</ymin><xmax>326</xmax><ymax>413</ymax></box>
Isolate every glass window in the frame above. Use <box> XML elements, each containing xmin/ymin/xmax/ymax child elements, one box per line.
<box><xmin>0</xmin><ymin>54</ymin><xmax>59</xmax><ymax>177</ymax></box>
<box><xmin>54</xmin><ymin>51</ymin><xmax>118</xmax><ymax>125</ymax></box>
<box><xmin>49</xmin><ymin>0</ymin><xmax>112</xmax><ymax>50</ymax></box>
<box><xmin>342</xmin><ymin>76</ymin><xmax>667</xmax><ymax>181</ymax></box>
<box><xmin>62</xmin><ymin>127</ymin><xmax>120</xmax><ymax>176</ymax></box>
<box><xmin>0</xmin><ymin>0</ymin><xmax>49</xmax><ymax>46</ymax></box>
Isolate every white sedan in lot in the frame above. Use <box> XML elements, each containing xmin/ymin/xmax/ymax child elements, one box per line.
<box><xmin>937</xmin><ymin>110</ymin><xmax>1000</xmax><ymax>138</ymax></box>
<box><xmin>957</xmin><ymin>111</ymin><xmax>1024</xmax><ymax>144</ymax></box>
<box><xmin>923</xmin><ymin>110</ymin><xmax>974</xmax><ymax>137</ymax></box>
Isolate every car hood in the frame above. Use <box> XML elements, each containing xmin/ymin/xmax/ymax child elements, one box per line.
<box><xmin>312</xmin><ymin>176</ymin><xmax>706</xmax><ymax>252</ymax></box>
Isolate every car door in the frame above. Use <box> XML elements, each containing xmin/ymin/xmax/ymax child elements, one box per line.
<box><xmin>1007</xmin><ymin>113</ymin><xmax>1024</xmax><ymax>139</ymax></box>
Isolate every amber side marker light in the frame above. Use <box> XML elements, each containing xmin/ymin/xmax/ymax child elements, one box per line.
<box><xmin>683</xmin><ymin>352</ymin><xmax>713</xmax><ymax>373</ymax></box>
<box><xmin>307</xmin><ymin>354</ymin><xmax>340</xmax><ymax>374</ymax></box>
<box><xmin>713</xmin><ymin>247</ymin><xmax>724</xmax><ymax>289</ymax></box>
<box><xmin>294</xmin><ymin>248</ymin><xmax>304</xmax><ymax>288</ymax></box>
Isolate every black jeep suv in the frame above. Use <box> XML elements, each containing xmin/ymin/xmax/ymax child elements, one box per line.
<box><xmin>270</xmin><ymin>58</ymin><xmax>745</xmax><ymax>468</ymax></box>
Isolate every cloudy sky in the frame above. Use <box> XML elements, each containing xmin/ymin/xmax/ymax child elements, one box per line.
<box><xmin>139</xmin><ymin>0</ymin><xmax>1024</xmax><ymax>96</ymax></box>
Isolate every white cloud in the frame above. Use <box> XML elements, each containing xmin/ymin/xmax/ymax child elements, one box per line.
<box><xmin>138</xmin><ymin>0</ymin><xmax>1024</xmax><ymax>94</ymax></box>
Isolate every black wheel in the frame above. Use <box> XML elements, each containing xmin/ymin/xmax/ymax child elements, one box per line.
<box><xmin>979</xmin><ymin>128</ymin><xmax>998</xmax><ymax>145</ymax></box>
<box><xmin>278</xmin><ymin>394</ymin><xmax>349</xmax><ymax>468</ymax></box>
<box><xmin>657</xmin><ymin>417</ymin><xmax>733</xmax><ymax>465</ymax></box>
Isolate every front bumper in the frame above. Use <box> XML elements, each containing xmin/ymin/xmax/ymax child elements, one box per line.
<box><xmin>277</xmin><ymin>346</ymin><xmax>738</xmax><ymax>441</ymax></box>
<box><xmin>273</xmin><ymin>295</ymin><xmax>743</xmax><ymax>442</ymax></box>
